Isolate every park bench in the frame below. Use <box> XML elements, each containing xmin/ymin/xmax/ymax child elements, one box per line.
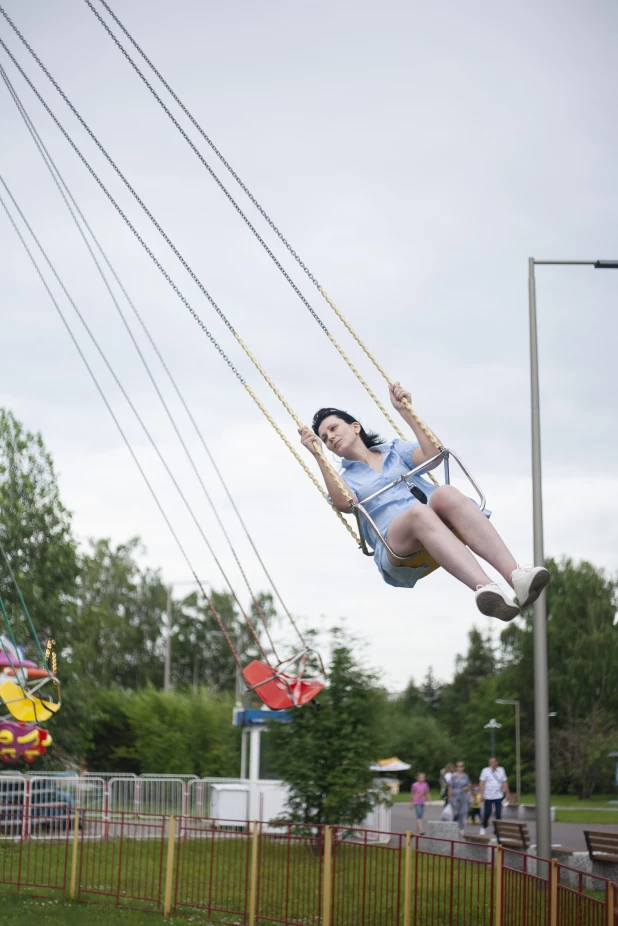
<box><xmin>495</xmin><ymin>821</ymin><xmax>575</xmax><ymax>858</ymax></box>
<box><xmin>584</xmin><ymin>830</ymin><xmax>618</xmax><ymax>864</ymax></box>
<box><xmin>495</xmin><ymin>820</ymin><xmax>531</xmax><ymax>850</ymax></box>
<box><xmin>465</xmin><ymin>832</ymin><xmax>492</xmax><ymax>844</ymax></box>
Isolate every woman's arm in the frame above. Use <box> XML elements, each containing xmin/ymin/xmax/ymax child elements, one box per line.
<box><xmin>298</xmin><ymin>426</ymin><xmax>358</xmax><ymax>512</ymax></box>
<box><xmin>389</xmin><ymin>383</ymin><xmax>442</xmax><ymax>466</ymax></box>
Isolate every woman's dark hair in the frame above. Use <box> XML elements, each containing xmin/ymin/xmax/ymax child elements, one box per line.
<box><xmin>312</xmin><ymin>407</ymin><xmax>385</xmax><ymax>449</ymax></box>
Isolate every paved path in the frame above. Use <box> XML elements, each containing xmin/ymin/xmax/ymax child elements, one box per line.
<box><xmin>391</xmin><ymin>802</ymin><xmax>618</xmax><ymax>852</ymax></box>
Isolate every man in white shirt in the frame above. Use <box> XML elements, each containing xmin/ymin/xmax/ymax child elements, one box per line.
<box><xmin>479</xmin><ymin>756</ymin><xmax>510</xmax><ymax>835</ymax></box>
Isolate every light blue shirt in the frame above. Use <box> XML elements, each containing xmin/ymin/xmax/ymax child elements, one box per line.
<box><xmin>340</xmin><ymin>439</ymin><xmax>437</xmax><ymax>548</ymax></box>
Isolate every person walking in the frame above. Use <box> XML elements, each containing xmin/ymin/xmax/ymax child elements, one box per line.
<box><xmin>479</xmin><ymin>756</ymin><xmax>510</xmax><ymax>835</ymax></box>
<box><xmin>410</xmin><ymin>772</ymin><xmax>431</xmax><ymax>835</ymax></box>
<box><xmin>448</xmin><ymin>761</ymin><xmax>471</xmax><ymax>837</ymax></box>
<box><xmin>440</xmin><ymin>763</ymin><xmax>455</xmax><ymax>806</ymax></box>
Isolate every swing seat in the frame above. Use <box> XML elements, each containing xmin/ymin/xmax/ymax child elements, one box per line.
<box><xmin>242</xmin><ymin>660</ymin><xmax>324</xmax><ymax>710</ymax></box>
<box><xmin>0</xmin><ymin>679</ymin><xmax>60</xmax><ymax>723</ymax></box>
<box><xmin>398</xmin><ymin>531</ymin><xmax>464</xmax><ymax>577</ymax></box>
<box><xmin>6</xmin><ymin>667</ymin><xmax>52</xmax><ymax>680</ymax></box>
<box><xmin>399</xmin><ymin>548</ymin><xmax>442</xmax><ymax>577</ymax></box>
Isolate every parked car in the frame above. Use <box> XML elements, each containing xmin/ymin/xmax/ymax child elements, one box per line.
<box><xmin>0</xmin><ymin>776</ymin><xmax>77</xmax><ymax>833</ymax></box>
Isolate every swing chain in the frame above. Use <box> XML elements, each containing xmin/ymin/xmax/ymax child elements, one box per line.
<box><xmin>44</xmin><ymin>638</ymin><xmax>58</xmax><ymax>677</ymax></box>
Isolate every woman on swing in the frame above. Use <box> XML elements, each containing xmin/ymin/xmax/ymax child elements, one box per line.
<box><xmin>299</xmin><ymin>383</ymin><xmax>549</xmax><ymax>621</ymax></box>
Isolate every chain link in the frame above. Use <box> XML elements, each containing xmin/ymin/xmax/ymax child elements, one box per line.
<box><xmin>84</xmin><ymin>0</ymin><xmax>328</xmax><ymax>333</ymax></box>
<box><xmin>85</xmin><ymin>0</ymin><xmax>444</xmax><ymax>479</ymax></box>
<box><xmin>0</xmin><ymin>16</ymin><xmax>359</xmax><ymax>545</ymax></box>
<box><xmin>94</xmin><ymin>0</ymin><xmax>322</xmax><ymax>287</ymax></box>
<box><xmin>2</xmin><ymin>65</ymin><xmax>282</xmax><ymax>658</ymax></box>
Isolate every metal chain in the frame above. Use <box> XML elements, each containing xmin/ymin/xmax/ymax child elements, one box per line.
<box><xmin>44</xmin><ymin>638</ymin><xmax>58</xmax><ymax>677</ymax></box>
<box><xmin>86</xmin><ymin>0</ymin><xmax>327</xmax><ymax>332</ymax></box>
<box><xmin>1</xmin><ymin>62</ymin><xmax>282</xmax><ymax>659</ymax></box>
<box><xmin>0</xmin><ymin>187</ymin><xmax>245</xmax><ymax>673</ymax></box>
<box><xmin>83</xmin><ymin>0</ymin><xmax>423</xmax><ymax>451</ymax></box>
<box><xmin>0</xmin><ymin>27</ymin><xmax>242</xmax><ymax>379</ymax></box>
<box><xmin>0</xmin><ymin>173</ymin><xmax>269</xmax><ymax>661</ymax></box>
<box><xmin>0</xmin><ymin>22</ymin><xmax>360</xmax><ymax>545</ymax></box>
<box><xmin>87</xmin><ymin>0</ymin><xmax>443</xmax><ymax>470</ymax></box>
<box><xmin>95</xmin><ymin>0</ymin><xmax>321</xmax><ymax>285</ymax></box>
<box><xmin>320</xmin><ymin>289</ymin><xmax>443</xmax><ymax>452</ymax></box>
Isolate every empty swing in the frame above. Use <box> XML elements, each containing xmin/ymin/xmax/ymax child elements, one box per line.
<box><xmin>191</xmin><ymin>576</ymin><xmax>324</xmax><ymax>711</ymax></box>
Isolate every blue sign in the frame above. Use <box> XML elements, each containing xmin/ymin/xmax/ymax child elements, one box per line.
<box><xmin>232</xmin><ymin>708</ymin><xmax>291</xmax><ymax>727</ymax></box>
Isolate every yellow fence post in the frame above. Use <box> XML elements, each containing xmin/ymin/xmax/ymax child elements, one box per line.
<box><xmin>608</xmin><ymin>880</ymin><xmax>616</xmax><ymax>926</ymax></box>
<box><xmin>322</xmin><ymin>825</ymin><xmax>333</xmax><ymax>926</ymax></box>
<box><xmin>550</xmin><ymin>859</ymin><xmax>558</xmax><ymax>926</ymax></box>
<box><xmin>495</xmin><ymin>845</ymin><xmax>503</xmax><ymax>926</ymax></box>
<box><xmin>403</xmin><ymin>830</ymin><xmax>412</xmax><ymax>926</ymax></box>
<box><xmin>248</xmin><ymin>821</ymin><xmax>260</xmax><ymax>926</ymax></box>
<box><xmin>69</xmin><ymin>808</ymin><xmax>80</xmax><ymax>900</ymax></box>
<box><xmin>163</xmin><ymin>815</ymin><xmax>176</xmax><ymax>917</ymax></box>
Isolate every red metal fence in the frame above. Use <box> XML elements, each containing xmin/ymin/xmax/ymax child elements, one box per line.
<box><xmin>0</xmin><ymin>806</ymin><xmax>615</xmax><ymax>924</ymax></box>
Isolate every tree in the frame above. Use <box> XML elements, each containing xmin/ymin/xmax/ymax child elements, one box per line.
<box><xmin>67</xmin><ymin>537</ymin><xmax>166</xmax><ymax>689</ymax></box>
<box><xmin>0</xmin><ymin>409</ymin><xmax>78</xmax><ymax>652</ymax></box>
<box><xmin>420</xmin><ymin>667</ymin><xmax>443</xmax><ymax>710</ymax></box>
<box><xmin>438</xmin><ymin>627</ymin><xmax>498</xmax><ymax>761</ymax></box>
<box><xmin>378</xmin><ymin>702</ymin><xmax>457</xmax><ymax>791</ymax></box>
<box><xmin>500</xmin><ymin>557</ymin><xmax>618</xmax><ymax>792</ymax></box>
<box><xmin>421</xmin><ymin>558</ymin><xmax>618</xmax><ymax>795</ymax></box>
<box><xmin>550</xmin><ymin>709</ymin><xmax>617</xmax><ymax>799</ymax></box>
<box><xmin>171</xmin><ymin>589</ymin><xmax>262</xmax><ymax>693</ymax></box>
<box><xmin>400</xmin><ymin>677</ymin><xmax>425</xmax><ymax>713</ymax></box>
<box><xmin>77</xmin><ymin>686</ymin><xmax>240</xmax><ymax>776</ymax></box>
<box><xmin>268</xmin><ymin>632</ymin><xmax>382</xmax><ymax>826</ymax></box>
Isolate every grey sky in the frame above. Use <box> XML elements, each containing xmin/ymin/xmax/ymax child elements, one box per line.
<box><xmin>1</xmin><ymin>0</ymin><xmax>617</xmax><ymax>690</ymax></box>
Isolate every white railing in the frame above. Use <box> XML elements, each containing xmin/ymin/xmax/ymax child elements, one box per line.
<box><xmin>0</xmin><ymin>772</ymin><xmax>391</xmax><ymax>840</ymax></box>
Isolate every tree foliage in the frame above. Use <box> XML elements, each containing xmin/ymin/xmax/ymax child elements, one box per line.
<box><xmin>269</xmin><ymin>633</ymin><xmax>383</xmax><ymax>826</ymax></box>
<box><xmin>170</xmin><ymin>588</ymin><xmax>266</xmax><ymax>692</ymax></box>
<box><xmin>0</xmin><ymin>409</ymin><xmax>77</xmax><ymax>648</ymax></box>
<box><xmin>80</xmin><ymin>686</ymin><xmax>240</xmax><ymax>776</ymax></box>
<box><xmin>406</xmin><ymin>557</ymin><xmax>618</xmax><ymax>794</ymax></box>
<box><xmin>67</xmin><ymin>537</ymin><xmax>166</xmax><ymax>689</ymax></box>
<box><xmin>1</xmin><ymin>407</ymin><xmax>616</xmax><ymax>799</ymax></box>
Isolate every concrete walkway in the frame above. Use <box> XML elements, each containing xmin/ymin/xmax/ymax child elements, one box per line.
<box><xmin>391</xmin><ymin>801</ymin><xmax>618</xmax><ymax>851</ymax></box>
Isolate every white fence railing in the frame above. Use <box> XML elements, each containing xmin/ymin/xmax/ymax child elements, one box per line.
<box><xmin>0</xmin><ymin>773</ymin><xmax>391</xmax><ymax>841</ymax></box>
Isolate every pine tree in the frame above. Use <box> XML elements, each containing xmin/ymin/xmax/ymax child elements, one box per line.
<box><xmin>268</xmin><ymin>632</ymin><xmax>382</xmax><ymax>826</ymax></box>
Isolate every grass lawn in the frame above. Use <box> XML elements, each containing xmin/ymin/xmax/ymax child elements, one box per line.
<box><xmin>518</xmin><ymin>793</ymin><xmax>616</xmax><ymax>807</ymax></box>
<box><xmin>393</xmin><ymin>792</ymin><xmax>618</xmax><ymax>823</ymax></box>
<box><xmin>0</xmin><ymin>835</ymin><xmax>496</xmax><ymax>925</ymax></box>
<box><xmin>0</xmin><ymin>829</ymin><xmax>609</xmax><ymax>925</ymax></box>
<box><xmin>392</xmin><ymin>793</ymin><xmax>617</xmax><ymax>806</ymax></box>
<box><xmin>555</xmin><ymin>810</ymin><xmax>618</xmax><ymax>825</ymax></box>
<box><xmin>0</xmin><ymin>892</ymin><xmax>197</xmax><ymax>924</ymax></box>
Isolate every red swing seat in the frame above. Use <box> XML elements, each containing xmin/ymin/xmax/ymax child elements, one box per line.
<box><xmin>242</xmin><ymin>660</ymin><xmax>324</xmax><ymax>710</ymax></box>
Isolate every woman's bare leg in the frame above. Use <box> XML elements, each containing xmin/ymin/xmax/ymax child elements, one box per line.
<box><xmin>429</xmin><ymin>486</ymin><xmax>518</xmax><ymax>584</ymax></box>
<box><xmin>386</xmin><ymin>505</ymin><xmax>492</xmax><ymax>590</ymax></box>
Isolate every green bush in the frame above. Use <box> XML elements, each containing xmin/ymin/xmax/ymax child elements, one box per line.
<box><xmin>78</xmin><ymin>686</ymin><xmax>240</xmax><ymax>777</ymax></box>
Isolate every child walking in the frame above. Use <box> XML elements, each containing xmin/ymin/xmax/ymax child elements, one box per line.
<box><xmin>410</xmin><ymin>772</ymin><xmax>431</xmax><ymax>836</ymax></box>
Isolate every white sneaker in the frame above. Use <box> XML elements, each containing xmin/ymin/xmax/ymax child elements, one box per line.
<box><xmin>511</xmin><ymin>565</ymin><xmax>550</xmax><ymax>608</ymax></box>
<box><xmin>479</xmin><ymin>827</ymin><xmax>486</xmax><ymax>835</ymax></box>
<box><xmin>475</xmin><ymin>583</ymin><xmax>520</xmax><ymax>622</ymax></box>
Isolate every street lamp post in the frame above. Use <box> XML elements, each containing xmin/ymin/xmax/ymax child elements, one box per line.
<box><xmin>165</xmin><ymin>584</ymin><xmax>172</xmax><ymax>692</ymax></box>
<box><xmin>484</xmin><ymin>718</ymin><xmax>502</xmax><ymax>755</ymax></box>
<box><xmin>528</xmin><ymin>257</ymin><xmax>618</xmax><ymax>863</ymax></box>
<box><xmin>496</xmin><ymin>699</ymin><xmax>520</xmax><ymax>801</ymax></box>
